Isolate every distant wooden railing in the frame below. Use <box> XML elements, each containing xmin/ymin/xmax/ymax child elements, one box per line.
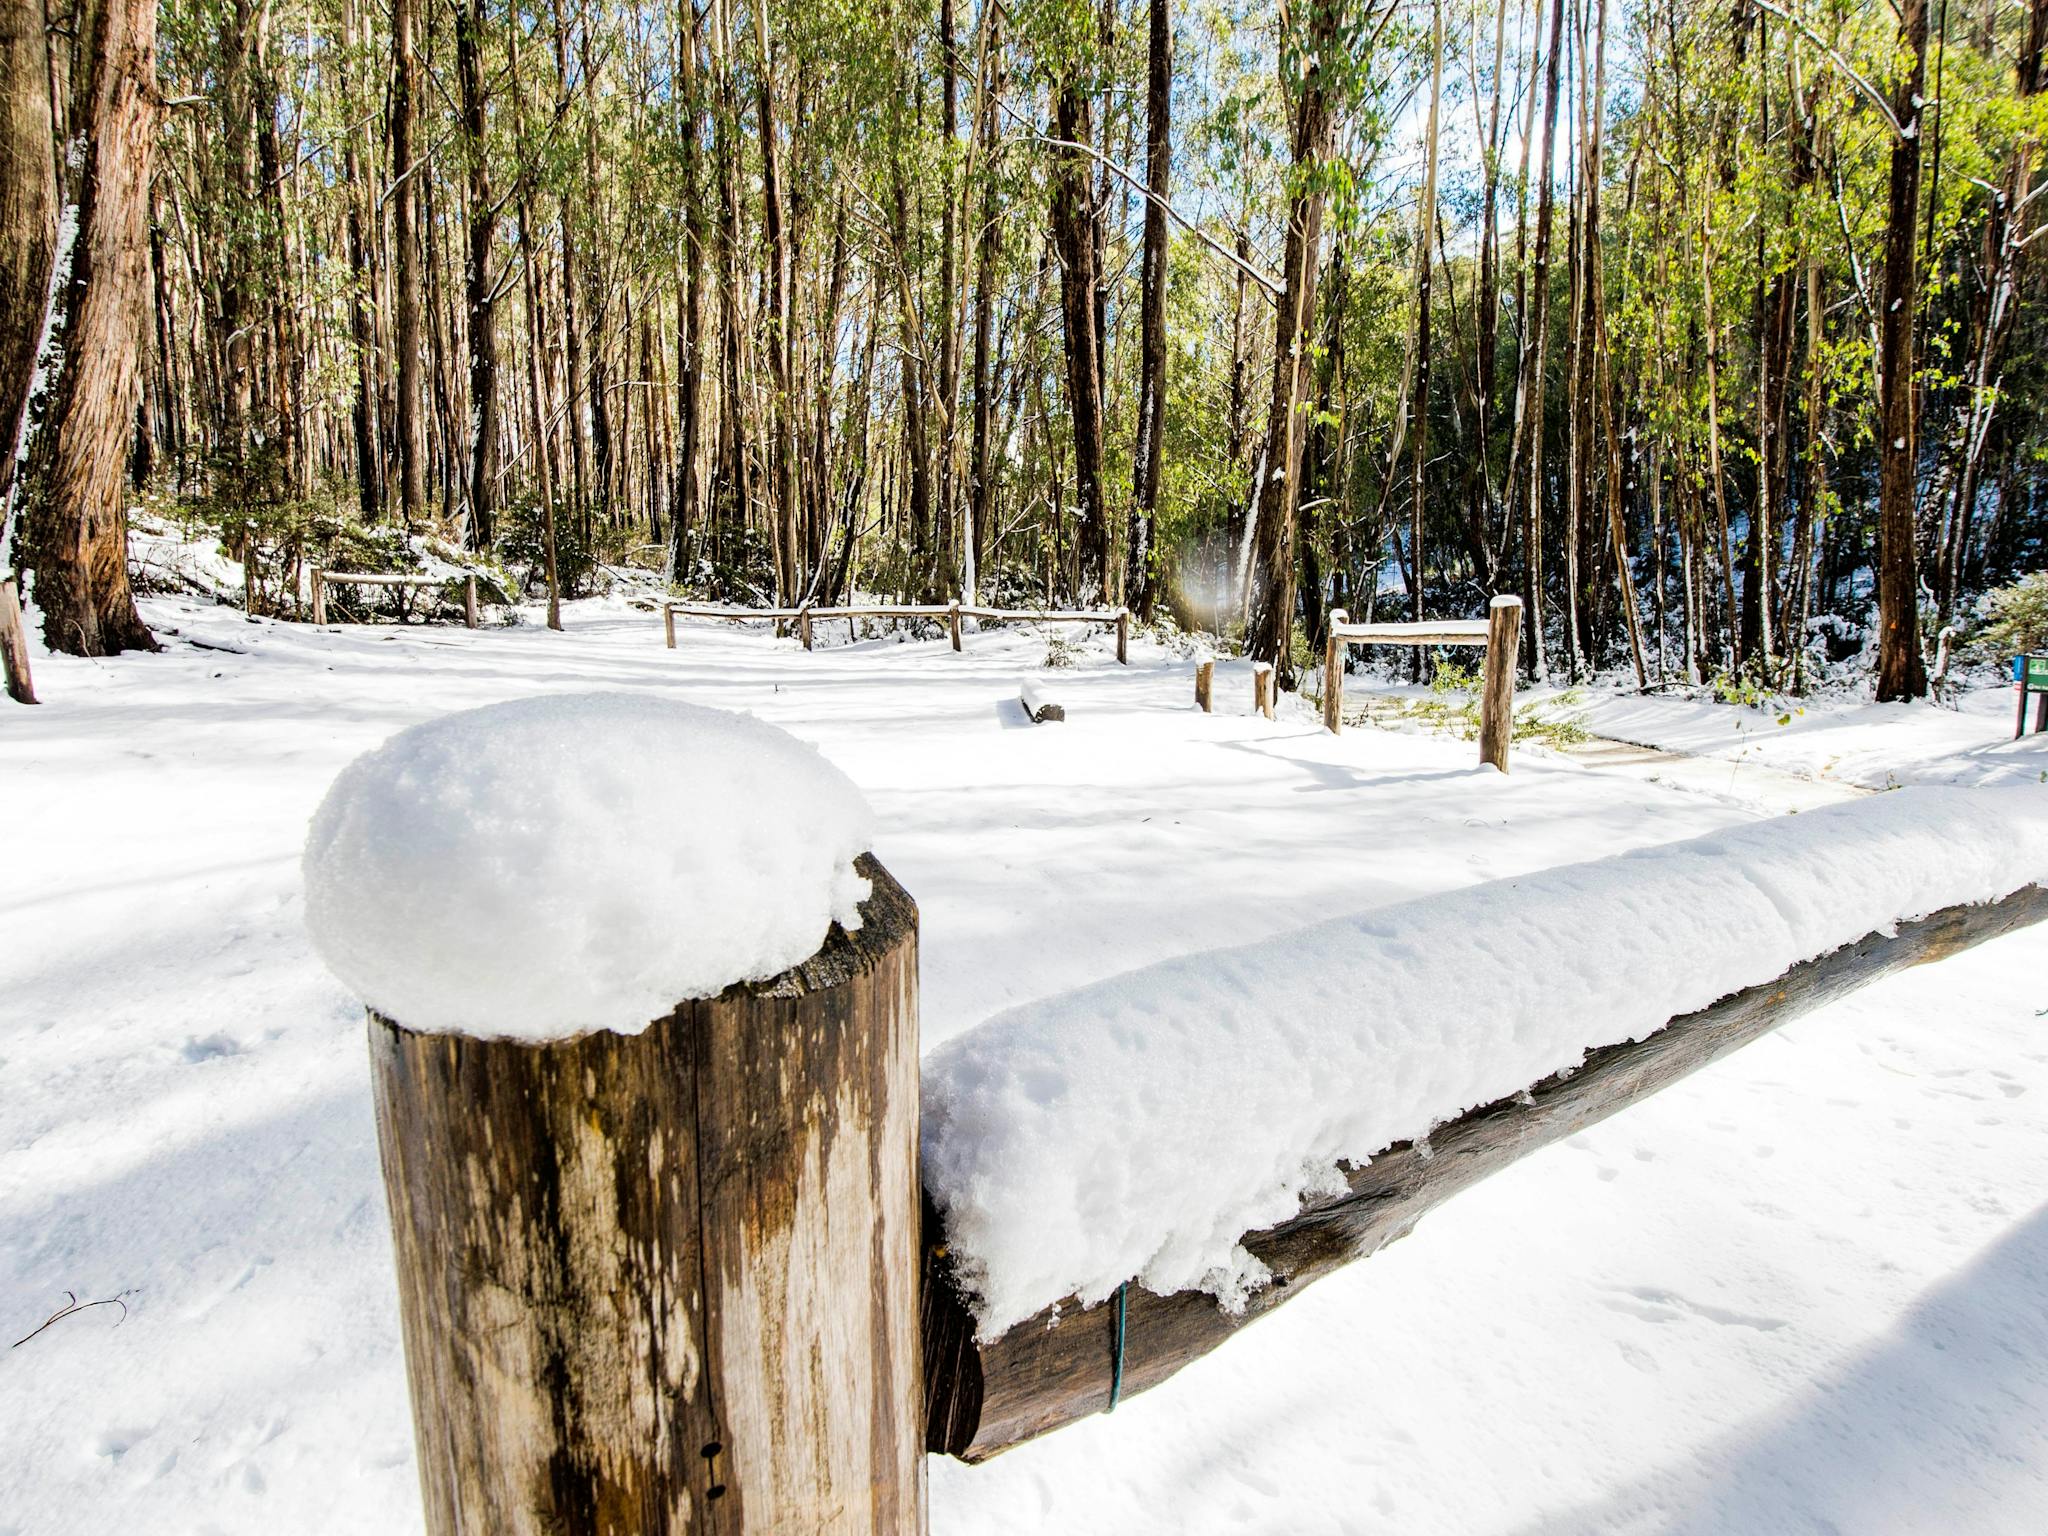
<box><xmin>1321</xmin><ymin>595</ymin><xmax>1522</xmax><ymax>770</ymax></box>
<box><xmin>664</xmin><ymin>598</ymin><xmax>1131</xmax><ymax>664</ymax></box>
<box><xmin>313</xmin><ymin>570</ymin><xmax>480</xmax><ymax>629</ymax></box>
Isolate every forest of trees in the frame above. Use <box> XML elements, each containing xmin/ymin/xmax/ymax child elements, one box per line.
<box><xmin>6</xmin><ymin>0</ymin><xmax>2048</xmax><ymax>701</ymax></box>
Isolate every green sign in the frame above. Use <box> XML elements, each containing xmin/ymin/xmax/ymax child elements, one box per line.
<box><xmin>2030</xmin><ymin>656</ymin><xmax>2048</xmax><ymax>690</ymax></box>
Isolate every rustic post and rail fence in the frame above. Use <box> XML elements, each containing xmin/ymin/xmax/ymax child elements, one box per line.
<box><xmin>348</xmin><ymin>757</ymin><xmax>2048</xmax><ymax>1534</ymax></box>
<box><xmin>312</xmin><ymin>569</ymin><xmax>481</xmax><ymax>629</ymax></box>
<box><xmin>1321</xmin><ymin>595</ymin><xmax>1523</xmax><ymax>768</ymax></box>
<box><xmin>663</xmin><ymin>598</ymin><xmax>1131</xmax><ymax>664</ymax></box>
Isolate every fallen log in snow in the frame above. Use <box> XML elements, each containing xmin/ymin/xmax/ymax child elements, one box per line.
<box><xmin>923</xmin><ymin>877</ymin><xmax>2048</xmax><ymax>1459</ymax></box>
<box><xmin>1019</xmin><ymin>678</ymin><xmax>1064</xmax><ymax>723</ymax></box>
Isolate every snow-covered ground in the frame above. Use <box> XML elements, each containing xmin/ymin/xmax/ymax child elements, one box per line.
<box><xmin>1571</xmin><ymin>680</ymin><xmax>2048</xmax><ymax>792</ymax></box>
<box><xmin>4</xmin><ymin>588</ymin><xmax>2046</xmax><ymax>1534</ymax></box>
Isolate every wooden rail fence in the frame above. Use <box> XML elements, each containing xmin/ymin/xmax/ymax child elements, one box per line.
<box><xmin>922</xmin><ymin>879</ymin><xmax>2048</xmax><ymax>1459</ymax></box>
<box><xmin>356</xmin><ymin>761</ymin><xmax>2048</xmax><ymax>1529</ymax></box>
<box><xmin>663</xmin><ymin>598</ymin><xmax>1130</xmax><ymax>663</ymax></box>
<box><xmin>1322</xmin><ymin>595</ymin><xmax>1522</xmax><ymax>770</ymax></box>
<box><xmin>312</xmin><ymin>570</ymin><xmax>481</xmax><ymax>629</ymax></box>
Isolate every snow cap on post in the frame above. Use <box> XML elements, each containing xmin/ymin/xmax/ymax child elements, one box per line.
<box><xmin>302</xmin><ymin>692</ymin><xmax>874</xmax><ymax>1040</ymax></box>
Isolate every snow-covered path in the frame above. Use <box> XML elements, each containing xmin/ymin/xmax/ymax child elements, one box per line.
<box><xmin>4</xmin><ymin>595</ymin><xmax>2045</xmax><ymax>1534</ymax></box>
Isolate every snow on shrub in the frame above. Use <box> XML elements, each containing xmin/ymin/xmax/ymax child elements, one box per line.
<box><xmin>923</xmin><ymin>786</ymin><xmax>2048</xmax><ymax>1338</ymax></box>
<box><xmin>302</xmin><ymin>693</ymin><xmax>873</xmax><ymax>1040</ymax></box>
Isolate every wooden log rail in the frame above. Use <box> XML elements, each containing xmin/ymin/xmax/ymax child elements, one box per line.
<box><xmin>921</xmin><ymin>881</ymin><xmax>2048</xmax><ymax>1462</ymax></box>
<box><xmin>664</xmin><ymin>599</ymin><xmax>1131</xmax><ymax>662</ymax></box>
<box><xmin>662</xmin><ymin>602</ymin><xmax>807</xmax><ymax>647</ymax></box>
<box><xmin>313</xmin><ymin>569</ymin><xmax>480</xmax><ymax>629</ymax></box>
<box><xmin>1322</xmin><ymin>595</ymin><xmax>1521</xmax><ymax>770</ymax></box>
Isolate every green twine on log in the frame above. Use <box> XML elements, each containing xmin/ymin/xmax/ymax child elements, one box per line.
<box><xmin>1106</xmin><ymin>1281</ymin><xmax>1129</xmax><ymax>1413</ymax></box>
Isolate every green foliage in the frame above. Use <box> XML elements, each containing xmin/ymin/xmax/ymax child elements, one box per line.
<box><xmin>1973</xmin><ymin>572</ymin><xmax>2048</xmax><ymax>657</ymax></box>
<box><xmin>501</xmin><ymin>494</ymin><xmax>596</xmax><ymax>601</ymax></box>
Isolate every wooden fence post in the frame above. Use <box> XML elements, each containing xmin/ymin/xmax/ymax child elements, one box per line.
<box><xmin>1322</xmin><ymin>608</ymin><xmax>1348</xmax><ymax>734</ymax></box>
<box><xmin>1</xmin><ymin>576</ymin><xmax>36</xmax><ymax>705</ymax></box>
<box><xmin>368</xmin><ymin>856</ymin><xmax>925</xmax><ymax>1536</ymax></box>
<box><xmin>311</xmin><ymin>570</ymin><xmax>328</xmax><ymax>626</ymax></box>
<box><xmin>1115</xmin><ymin>608</ymin><xmax>1129</xmax><ymax>664</ymax></box>
<box><xmin>1194</xmin><ymin>660</ymin><xmax>1213</xmax><ymax>712</ymax></box>
<box><xmin>664</xmin><ymin>604</ymin><xmax>677</xmax><ymax>648</ymax></box>
<box><xmin>1479</xmin><ymin>595</ymin><xmax>1522</xmax><ymax>771</ymax></box>
<box><xmin>948</xmin><ymin>601</ymin><xmax>962</xmax><ymax>651</ymax></box>
<box><xmin>463</xmin><ymin>576</ymin><xmax>479</xmax><ymax>629</ymax></box>
<box><xmin>800</xmin><ymin>605</ymin><xmax>814</xmax><ymax>650</ymax></box>
<box><xmin>1253</xmin><ymin>661</ymin><xmax>1275</xmax><ymax>720</ymax></box>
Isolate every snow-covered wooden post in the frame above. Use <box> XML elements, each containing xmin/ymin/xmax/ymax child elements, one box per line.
<box><xmin>1194</xmin><ymin>660</ymin><xmax>1213</xmax><ymax>712</ymax></box>
<box><xmin>310</xmin><ymin>569</ymin><xmax>328</xmax><ymax>626</ymax></box>
<box><xmin>663</xmin><ymin>602</ymin><xmax>677</xmax><ymax>648</ymax></box>
<box><xmin>1478</xmin><ymin>595</ymin><xmax>1522</xmax><ymax>772</ymax></box>
<box><xmin>1322</xmin><ymin>608</ymin><xmax>1348</xmax><ymax>734</ymax></box>
<box><xmin>305</xmin><ymin>696</ymin><xmax>922</xmax><ymax>1536</ymax></box>
<box><xmin>948</xmin><ymin>600</ymin><xmax>963</xmax><ymax>651</ymax></box>
<box><xmin>1116</xmin><ymin>608</ymin><xmax>1129</xmax><ymax>664</ymax></box>
<box><xmin>800</xmin><ymin>603</ymin><xmax>814</xmax><ymax>650</ymax></box>
<box><xmin>462</xmin><ymin>575</ymin><xmax>478</xmax><ymax>629</ymax></box>
<box><xmin>1253</xmin><ymin>661</ymin><xmax>1275</xmax><ymax>720</ymax></box>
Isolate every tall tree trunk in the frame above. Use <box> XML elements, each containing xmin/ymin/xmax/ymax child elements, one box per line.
<box><xmin>673</xmin><ymin>0</ymin><xmax>705</xmax><ymax>579</ymax></box>
<box><xmin>1050</xmin><ymin>77</ymin><xmax>1107</xmax><ymax>602</ymax></box>
<box><xmin>967</xmin><ymin>19</ymin><xmax>1003</xmax><ymax>603</ymax></box>
<box><xmin>457</xmin><ymin>0</ymin><xmax>498</xmax><ymax>549</ymax></box>
<box><xmin>340</xmin><ymin>0</ymin><xmax>381</xmax><ymax>523</ymax></box>
<box><xmin>23</xmin><ymin>0</ymin><xmax>157</xmax><ymax>655</ymax></box>
<box><xmin>1875</xmin><ymin>0</ymin><xmax>1929</xmax><ymax>702</ymax></box>
<box><xmin>1518</xmin><ymin>0</ymin><xmax>1569</xmax><ymax>679</ymax></box>
<box><xmin>392</xmin><ymin>0</ymin><xmax>426</xmax><ymax>526</ymax></box>
<box><xmin>1244</xmin><ymin>0</ymin><xmax>1341</xmax><ymax>680</ymax></box>
<box><xmin>1408</xmin><ymin>0</ymin><xmax>1444</xmax><ymax>681</ymax></box>
<box><xmin>0</xmin><ymin>0</ymin><xmax>53</xmax><ymax>512</ymax></box>
<box><xmin>1127</xmin><ymin>0</ymin><xmax>1170</xmax><ymax>620</ymax></box>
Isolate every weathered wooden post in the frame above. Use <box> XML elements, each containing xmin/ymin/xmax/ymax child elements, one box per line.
<box><xmin>1194</xmin><ymin>660</ymin><xmax>1213</xmax><ymax>712</ymax></box>
<box><xmin>1322</xmin><ymin>608</ymin><xmax>1348</xmax><ymax>734</ymax></box>
<box><xmin>311</xmin><ymin>569</ymin><xmax>328</xmax><ymax>626</ymax></box>
<box><xmin>1479</xmin><ymin>594</ymin><xmax>1522</xmax><ymax>771</ymax></box>
<box><xmin>800</xmin><ymin>604</ymin><xmax>814</xmax><ymax>650</ymax></box>
<box><xmin>365</xmin><ymin>860</ymin><xmax>924</xmax><ymax>1536</ymax></box>
<box><xmin>312</xmin><ymin>696</ymin><xmax>928</xmax><ymax>1536</ymax></box>
<box><xmin>463</xmin><ymin>575</ymin><xmax>479</xmax><ymax>629</ymax></box>
<box><xmin>948</xmin><ymin>601</ymin><xmax>963</xmax><ymax>651</ymax></box>
<box><xmin>1115</xmin><ymin>608</ymin><xmax>1129</xmax><ymax>664</ymax></box>
<box><xmin>1</xmin><ymin>576</ymin><xmax>37</xmax><ymax>705</ymax></box>
<box><xmin>1253</xmin><ymin>661</ymin><xmax>1275</xmax><ymax>720</ymax></box>
<box><xmin>664</xmin><ymin>603</ymin><xmax>677</xmax><ymax>648</ymax></box>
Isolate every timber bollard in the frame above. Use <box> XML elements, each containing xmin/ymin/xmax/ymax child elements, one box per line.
<box><xmin>463</xmin><ymin>575</ymin><xmax>479</xmax><ymax>629</ymax></box>
<box><xmin>1116</xmin><ymin>608</ymin><xmax>1129</xmax><ymax>665</ymax></box>
<box><xmin>1478</xmin><ymin>595</ymin><xmax>1522</xmax><ymax>771</ymax></box>
<box><xmin>664</xmin><ymin>603</ymin><xmax>677</xmax><ymax>648</ymax></box>
<box><xmin>1195</xmin><ymin>660</ymin><xmax>1213</xmax><ymax>712</ymax></box>
<box><xmin>1253</xmin><ymin>661</ymin><xmax>1275</xmax><ymax>720</ymax></box>
<box><xmin>800</xmin><ymin>604</ymin><xmax>814</xmax><ymax>650</ymax></box>
<box><xmin>949</xmin><ymin>601</ymin><xmax>963</xmax><ymax>651</ymax></box>
<box><xmin>365</xmin><ymin>855</ymin><xmax>924</xmax><ymax>1536</ymax></box>
<box><xmin>310</xmin><ymin>569</ymin><xmax>328</xmax><ymax>626</ymax></box>
<box><xmin>1322</xmin><ymin>609</ymin><xmax>1348</xmax><ymax>733</ymax></box>
<box><xmin>1</xmin><ymin>576</ymin><xmax>37</xmax><ymax>705</ymax></box>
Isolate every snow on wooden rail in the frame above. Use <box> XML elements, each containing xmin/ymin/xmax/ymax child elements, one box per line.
<box><xmin>312</xmin><ymin>569</ymin><xmax>480</xmax><ymax>629</ymax></box>
<box><xmin>918</xmin><ymin>786</ymin><xmax>2048</xmax><ymax>1459</ymax></box>
<box><xmin>1323</xmin><ymin>594</ymin><xmax>1520</xmax><ymax>768</ymax></box>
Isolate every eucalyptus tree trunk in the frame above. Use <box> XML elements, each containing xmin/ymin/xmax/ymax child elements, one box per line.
<box><xmin>23</xmin><ymin>0</ymin><xmax>157</xmax><ymax>656</ymax></box>
<box><xmin>457</xmin><ymin>0</ymin><xmax>499</xmax><ymax>549</ymax></box>
<box><xmin>1875</xmin><ymin>0</ymin><xmax>1929</xmax><ymax>702</ymax></box>
<box><xmin>1245</xmin><ymin>0</ymin><xmax>1341</xmax><ymax>680</ymax></box>
<box><xmin>1127</xmin><ymin>0</ymin><xmax>1170</xmax><ymax>620</ymax></box>
<box><xmin>1050</xmin><ymin>78</ymin><xmax>1107</xmax><ymax>602</ymax></box>
<box><xmin>392</xmin><ymin>0</ymin><xmax>426</xmax><ymax>526</ymax></box>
